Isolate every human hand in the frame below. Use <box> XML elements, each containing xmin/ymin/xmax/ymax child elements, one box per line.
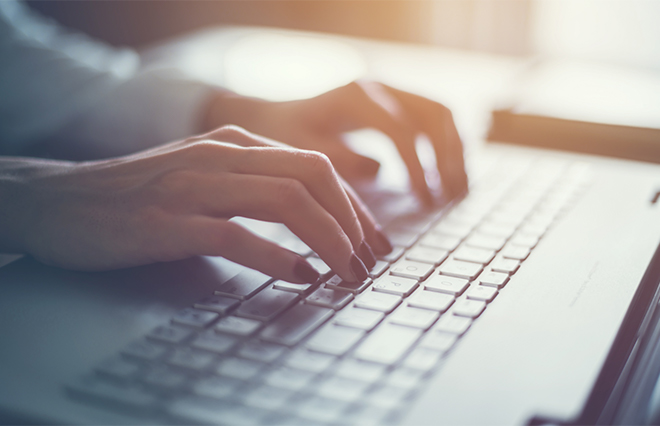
<box><xmin>205</xmin><ymin>81</ymin><xmax>468</xmax><ymax>204</ymax></box>
<box><xmin>0</xmin><ymin>126</ymin><xmax>391</xmax><ymax>282</ymax></box>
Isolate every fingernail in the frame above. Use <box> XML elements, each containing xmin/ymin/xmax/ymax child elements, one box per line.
<box><xmin>358</xmin><ymin>241</ymin><xmax>377</xmax><ymax>269</ymax></box>
<box><xmin>293</xmin><ymin>257</ymin><xmax>320</xmax><ymax>283</ymax></box>
<box><xmin>349</xmin><ymin>253</ymin><xmax>369</xmax><ymax>282</ymax></box>
<box><xmin>374</xmin><ymin>229</ymin><xmax>393</xmax><ymax>255</ymax></box>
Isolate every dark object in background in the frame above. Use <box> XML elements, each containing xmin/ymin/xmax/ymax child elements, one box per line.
<box><xmin>488</xmin><ymin>60</ymin><xmax>660</xmax><ymax>164</ymax></box>
<box><xmin>489</xmin><ymin>109</ymin><xmax>660</xmax><ymax>164</ymax></box>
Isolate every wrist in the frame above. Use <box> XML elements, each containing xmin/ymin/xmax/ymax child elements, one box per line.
<box><xmin>201</xmin><ymin>90</ymin><xmax>272</xmax><ymax>134</ymax></box>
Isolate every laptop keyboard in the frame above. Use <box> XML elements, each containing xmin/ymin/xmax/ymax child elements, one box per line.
<box><xmin>67</xmin><ymin>159</ymin><xmax>590</xmax><ymax>425</ymax></box>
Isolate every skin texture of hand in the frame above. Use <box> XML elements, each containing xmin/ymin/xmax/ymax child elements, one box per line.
<box><xmin>205</xmin><ymin>80</ymin><xmax>469</xmax><ymax>204</ymax></box>
<box><xmin>0</xmin><ymin>126</ymin><xmax>391</xmax><ymax>283</ymax></box>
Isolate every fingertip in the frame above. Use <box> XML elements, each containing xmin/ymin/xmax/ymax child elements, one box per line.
<box><xmin>358</xmin><ymin>241</ymin><xmax>377</xmax><ymax>269</ymax></box>
<box><xmin>292</xmin><ymin>256</ymin><xmax>321</xmax><ymax>284</ymax></box>
<box><xmin>349</xmin><ymin>253</ymin><xmax>369</xmax><ymax>282</ymax></box>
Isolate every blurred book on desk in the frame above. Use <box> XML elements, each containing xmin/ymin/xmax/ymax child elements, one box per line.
<box><xmin>488</xmin><ymin>60</ymin><xmax>660</xmax><ymax>163</ymax></box>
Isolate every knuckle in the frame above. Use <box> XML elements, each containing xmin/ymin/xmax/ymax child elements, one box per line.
<box><xmin>185</xmin><ymin>140</ymin><xmax>218</xmax><ymax>158</ymax></box>
<box><xmin>216</xmin><ymin>124</ymin><xmax>247</xmax><ymax>139</ymax></box>
<box><xmin>303</xmin><ymin>151</ymin><xmax>334</xmax><ymax>177</ymax></box>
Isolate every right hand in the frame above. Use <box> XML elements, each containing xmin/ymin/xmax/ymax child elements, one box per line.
<box><xmin>2</xmin><ymin>126</ymin><xmax>391</xmax><ymax>283</ymax></box>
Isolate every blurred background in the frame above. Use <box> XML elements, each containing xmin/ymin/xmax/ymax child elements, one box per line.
<box><xmin>27</xmin><ymin>0</ymin><xmax>660</xmax><ymax>72</ymax></box>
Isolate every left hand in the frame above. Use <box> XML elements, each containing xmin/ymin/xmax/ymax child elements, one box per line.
<box><xmin>204</xmin><ymin>81</ymin><xmax>468</xmax><ymax>205</ymax></box>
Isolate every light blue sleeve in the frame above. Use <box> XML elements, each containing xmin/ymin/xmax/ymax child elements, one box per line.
<box><xmin>0</xmin><ymin>0</ymin><xmax>214</xmax><ymax>157</ymax></box>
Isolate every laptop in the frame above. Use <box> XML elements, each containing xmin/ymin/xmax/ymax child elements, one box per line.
<box><xmin>2</xmin><ymin>129</ymin><xmax>660</xmax><ymax>425</ymax></box>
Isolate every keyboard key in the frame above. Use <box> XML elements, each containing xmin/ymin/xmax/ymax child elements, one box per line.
<box><xmin>354</xmin><ymin>323</ymin><xmax>421</xmax><ymax>365</ymax></box>
<box><xmin>147</xmin><ymin>325</ymin><xmax>193</xmax><ymax>344</ymax></box>
<box><xmin>366</xmin><ymin>385</ymin><xmax>411</xmax><ymax>409</ymax></box>
<box><xmin>194</xmin><ymin>295</ymin><xmax>240</xmax><ymax>315</ymax></box>
<box><xmin>477</xmin><ymin>222</ymin><xmax>517</xmax><ymax>238</ymax></box>
<box><xmin>333</xmin><ymin>306</ymin><xmax>384</xmax><ymax>331</ymax></box>
<box><xmin>390</xmin><ymin>259</ymin><xmax>435</xmax><ymax>281</ymax></box>
<box><xmin>121</xmin><ymin>340</ymin><xmax>168</xmax><ymax>361</ymax></box>
<box><xmin>433</xmin><ymin>220</ymin><xmax>473</xmax><ymax>238</ymax></box>
<box><xmin>172</xmin><ymin>308</ymin><xmax>219</xmax><ymax>329</ymax></box>
<box><xmin>95</xmin><ymin>358</ymin><xmax>141</xmax><ymax>381</ymax></box>
<box><xmin>273</xmin><ymin>280</ymin><xmax>314</xmax><ymax>294</ymax></box>
<box><xmin>191</xmin><ymin>376</ymin><xmax>240</xmax><ymax>400</ymax></box>
<box><xmin>509</xmin><ymin>233</ymin><xmax>539</xmax><ymax>248</ymax></box>
<box><xmin>235</xmin><ymin>286</ymin><xmax>299</xmax><ymax>321</ymax></box>
<box><xmin>386</xmin><ymin>367</ymin><xmax>427</xmax><ymax>389</ymax></box>
<box><xmin>465</xmin><ymin>233</ymin><xmax>506</xmax><ymax>251</ymax></box>
<box><xmin>434</xmin><ymin>314</ymin><xmax>471</xmax><ymax>335</ymax></box>
<box><xmin>519</xmin><ymin>222</ymin><xmax>546</xmax><ymax>238</ymax></box>
<box><xmin>296</xmin><ymin>396</ymin><xmax>349</xmax><ymax>423</ymax></box>
<box><xmin>407</xmin><ymin>290</ymin><xmax>454</xmax><ymax>312</ymax></box>
<box><xmin>334</xmin><ymin>358</ymin><xmax>386</xmax><ymax>383</ymax></box>
<box><xmin>214</xmin><ymin>316</ymin><xmax>261</xmax><ymax>336</ymax></box>
<box><xmin>317</xmin><ymin>377</ymin><xmax>371</xmax><ymax>401</ymax></box>
<box><xmin>305</xmin><ymin>287</ymin><xmax>353</xmax><ymax>310</ymax></box>
<box><xmin>452</xmin><ymin>299</ymin><xmax>486</xmax><ymax>318</ymax></box>
<box><xmin>419</xmin><ymin>233</ymin><xmax>461</xmax><ymax>251</ymax></box>
<box><xmin>372</xmin><ymin>275</ymin><xmax>418</xmax><ymax>297</ymax></box>
<box><xmin>191</xmin><ymin>331</ymin><xmax>237</xmax><ymax>354</ymax></box>
<box><xmin>169</xmin><ymin>396</ymin><xmax>262</xmax><ymax>425</ymax></box>
<box><xmin>452</xmin><ymin>246</ymin><xmax>495</xmax><ymax>265</ymax></box>
<box><xmin>324</xmin><ymin>274</ymin><xmax>371</xmax><ymax>294</ymax></box>
<box><xmin>260</xmin><ymin>303</ymin><xmax>334</xmax><ymax>346</ymax></box>
<box><xmin>305</xmin><ymin>324</ymin><xmax>365</xmax><ymax>356</ymax></box>
<box><xmin>403</xmin><ymin>347</ymin><xmax>443</xmax><ymax>371</ymax></box>
<box><xmin>438</xmin><ymin>259</ymin><xmax>483</xmax><ymax>280</ymax></box>
<box><xmin>354</xmin><ymin>291</ymin><xmax>401</xmax><ymax>313</ymax></box>
<box><xmin>346</xmin><ymin>406</ymin><xmax>391</xmax><ymax>426</ymax></box>
<box><xmin>419</xmin><ymin>330</ymin><xmax>458</xmax><ymax>352</ymax></box>
<box><xmin>424</xmin><ymin>275</ymin><xmax>469</xmax><ymax>296</ymax></box>
<box><xmin>501</xmin><ymin>244</ymin><xmax>531</xmax><ymax>260</ymax></box>
<box><xmin>389</xmin><ymin>306</ymin><xmax>439</xmax><ymax>330</ymax></box>
<box><xmin>166</xmin><ymin>347</ymin><xmax>216</xmax><ymax>371</ymax></box>
<box><xmin>477</xmin><ymin>270</ymin><xmax>510</xmax><ymax>288</ymax></box>
<box><xmin>216</xmin><ymin>358</ymin><xmax>263</xmax><ymax>380</ymax></box>
<box><xmin>490</xmin><ymin>256</ymin><xmax>520</xmax><ymax>274</ymax></box>
<box><xmin>466</xmin><ymin>285</ymin><xmax>498</xmax><ymax>302</ymax></box>
<box><xmin>379</xmin><ymin>245</ymin><xmax>405</xmax><ymax>263</ymax></box>
<box><xmin>214</xmin><ymin>269</ymin><xmax>272</xmax><ymax>300</ymax></box>
<box><xmin>386</xmin><ymin>230</ymin><xmax>418</xmax><ymax>248</ymax></box>
<box><xmin>284</xmin><ymin>349</ymin><xmax>336</xmax><ymax>373</ymax></box>
<box><xmin>245</xmin><ymin>385</ymin><xmax>294</xmax><ymax>410</ymax></box>
<box><xmin>264</xmin><ymin>366</ymin><xmax>315</xmax><ymax>391</ymax></box>
<box><xmin>369</xmin><ymin>260</ymin><xmax>389</xmax><ymax>278</ymax></box>
<box><xmin>306</xmin><ymin>256</ymin><xmax>333</xmax><ymax>278</ymax></box>
<box><xmin>405</xmin><ymin>246</ymin><xmax>448</xmax><ymax>265</ymax></box>
<box><xmin>237</xmin><ymin>340</ymin><xmax>286</xmax><ymax>363</ymax></box>
<box><xmin>67</xmin><ymin>376</ymin><xmax>157</xmax><ymax>414</ymax></box>
<box><xmin>141</xmin><ymin>365</ymin><xmax>187</xmax><ymax>390</ymax></box>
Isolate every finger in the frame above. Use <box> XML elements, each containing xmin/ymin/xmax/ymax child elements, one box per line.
<box><xmin>327</xmin><ymin>82</ymin><xmax>434</xmax><ymax>204</ymax></box>
<box><xmin>179</xmin><ymin>137</ymin><xmax>373</xmax><ymax>267</ymax></box>
<box><xmin>184</xmin><ymin>172</ymin><xmax>369</xmax><ymax>282</ymax></box>
<box><xmin>380</xmin><ymin>85</ymin><xmax>468</xmax><ymax>197</ymax></box>
<box><xmin>339</xmin><ymin>176</ymin><xmax>394</xmax><ymax>256</ymax></box>
<box><xmin>183</xmin><ymin>217</ymin><xmax>321</xmax><ymax>283</ymax></box>
<box><xmin>309</xmin><ymin>136</ymin><xmax>381</xmax><ymax>179</ymax></box>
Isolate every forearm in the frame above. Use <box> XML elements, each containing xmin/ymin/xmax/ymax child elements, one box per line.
<box><xmin>0</xmin><ymin>157</ymin><xmax>71</xmax><ymax>253</ymax></box>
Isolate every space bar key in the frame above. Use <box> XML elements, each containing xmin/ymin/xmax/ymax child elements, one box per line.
<box><xmin>260</xmin><ymin>303</ymin><xmax>334</xmax><ymax>346</ymax></box>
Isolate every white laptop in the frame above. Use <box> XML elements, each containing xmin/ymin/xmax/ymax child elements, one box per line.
<box><xmin>2</xmin><ymin>132</ymin><xmax>660</xmax><ymax>425</ymax></box>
